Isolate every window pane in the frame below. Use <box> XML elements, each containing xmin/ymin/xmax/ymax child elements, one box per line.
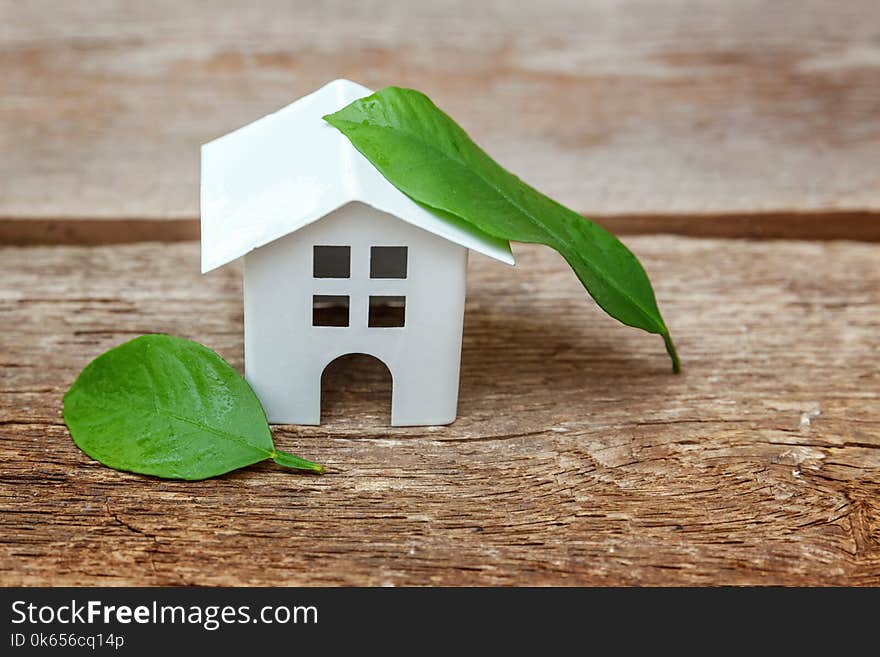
<box><xmin>369</xmin><ymin>296</ymin><xmax>406</xmax><ymax>328</ymax></box>
<box><xmin>370</xmin><ymin>246</ymin><xmax>407</xmax><ymax>279</ymax></box>
<box><xmin>313</xmin><ymin>246</ymin><xmax>350</xmax><ymax>278</ymax></box>
<box><xmin>313</xmin><ymin>295</ymin><xmax>349</xmax><ymax>327</ymax></box>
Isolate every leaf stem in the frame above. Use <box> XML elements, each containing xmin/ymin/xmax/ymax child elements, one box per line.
<box><xmin>663</xmin><ymin>333</ymin><xmax>681</xmax><ymax>374</ymax></box>
<box><xmin>272</xmin><ymin>450</ymin><xmax>325</xmax><ymax>474</ymax></box>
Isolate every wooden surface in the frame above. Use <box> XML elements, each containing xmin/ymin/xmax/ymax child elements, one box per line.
<box><xmin>1</xmin><ymin>238</ymin><xmax>879</xmax><ymax>586</ymax></box>
<box><xmin>2</xmin><ymin>0</ymin><xmax>879</xmax><ymax>586</ymax></box>
<box><xmin>2</xmin><ymin>0</ymin><xmax>880</xmax><ymax>238</ymax></box>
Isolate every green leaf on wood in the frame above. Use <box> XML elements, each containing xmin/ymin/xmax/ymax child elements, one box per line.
<box><xmin>324</xmin><ymin>86</ymin><xmax>680</xmax><ymax>372</ymax></box>
<box><xmin>63</xmin><ymin>334</ymin><xmax>324</xmax><ymax>480</ymax></box>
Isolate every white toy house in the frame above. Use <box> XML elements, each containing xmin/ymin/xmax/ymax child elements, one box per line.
<box><xmin>200</xmin><ymin>80</ymin><xmax>513</xmax><ymax>426</ymax></box>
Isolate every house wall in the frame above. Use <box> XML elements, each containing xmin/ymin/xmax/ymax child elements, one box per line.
<box><xmin>243</xmin><ymin>201</ymin><xmax>468</xmax><ymax>426</ymax></box>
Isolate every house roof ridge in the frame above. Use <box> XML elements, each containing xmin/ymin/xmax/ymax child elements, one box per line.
<box><xmin>200</xmin><ymin>79</ymin><xmax>514</xmax><ymax>273</ymax></box>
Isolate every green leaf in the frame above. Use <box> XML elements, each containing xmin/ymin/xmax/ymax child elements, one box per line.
<box><xmin>324</xmin><ymin>87</ymin><xmax>680</xmax><ymax>372</ymax></box>
<box><xmin>63</xmin><ymin>334</ymin><xmax>324</xmax><ymax>480</ymax></box>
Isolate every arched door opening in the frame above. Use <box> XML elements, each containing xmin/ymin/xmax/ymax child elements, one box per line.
<box><xmin>320</xmin><ymin>354</ymin><xmax>392</xmax><ymax>427</ymax></box>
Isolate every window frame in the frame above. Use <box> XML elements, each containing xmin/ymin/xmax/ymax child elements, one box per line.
<box><xmin>369</xmin><ymin>246</ymin><xmax>408</xmax><ymax>279</ymax></box>
<box><xmin>312</xmin><ymin>294</ymin><xmax>350</xmax><ymax>327</ymax></box>
<box><xmin>313</xmin><ymin>245</ymin><xmax>351</xmax><ymax>279</ymax></box>
<box><xmin>368</xmin><ymin>295</ymin><xmax>406</xmax><ymax>328</ymax></box>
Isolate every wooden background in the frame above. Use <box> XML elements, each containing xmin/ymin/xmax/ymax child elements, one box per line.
<box><xmin>1</xmin><ymin>0</ymin><xmax>878</xmax><ymax>585</ymax></box>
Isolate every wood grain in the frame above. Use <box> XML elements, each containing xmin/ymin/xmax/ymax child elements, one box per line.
<box><xmin>1</xmin><ymin>237</ymin><xmax>878</xmax><ymax>585</ymax></box>
<box><xmin>2</xmin><ymin>0</ymin><xmax>879</xmax><ymax>233</ymax></box>
<box><xmin>4</xmin><ymin>211</ymin><xmax>880</xmax><ymax>247</ymax></box>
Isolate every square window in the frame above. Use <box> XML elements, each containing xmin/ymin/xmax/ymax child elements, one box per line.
<box><xmin>370</xmin><ymin>246</ymin><xmax>408</xmax><ymax>279</ymax></box>
<box><xmin>368</xmin><ymin>296</ymin><xmax>406</xmax><ymax>328</ymax></box>
<box><xmin>313</xmin><ymin>245</ymin><xmax>350</xmax><ymax>278</ymax></box>
<box><xmin>313</xmin><ymin>295</ymin><xmax>349</xmax><ymax>327</ymax></box>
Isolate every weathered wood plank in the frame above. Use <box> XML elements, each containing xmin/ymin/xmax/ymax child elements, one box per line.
<box><xmin>2</xmin><ymin>0</ymin><xmax>879</xmax><ymax>235</ymax></box>
<box><xmin>5</xmin><ymin>210</ymin><xmax>880</xmax><ymax>247</ymax></box>
<box><xmin>1</xmin><ymin>237</ymin><xmax>878</xmax><ymax>585</ymax></box>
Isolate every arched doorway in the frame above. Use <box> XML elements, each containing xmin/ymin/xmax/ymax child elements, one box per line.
<box><xmin>320</xmin><ymin>354</ymin><xmax>393</xmax><ymax>426</ymax></box>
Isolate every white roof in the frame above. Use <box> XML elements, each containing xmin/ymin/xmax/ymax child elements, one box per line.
<box><xmin>200</xmin><ymin>79</ymin><xmax>514</xmax><ymax>273</ymax></box>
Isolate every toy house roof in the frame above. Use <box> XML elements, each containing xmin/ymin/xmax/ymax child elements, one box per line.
<box><xmin>200</xmin><ymin>79</ymin><xmax>515</xmax><ymax>273</ymax></box>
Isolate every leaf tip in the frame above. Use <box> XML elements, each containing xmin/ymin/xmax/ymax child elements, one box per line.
<box><xmin>272</xmin><ymin>450</ymin><xmax>325</xmax><ymax>475</ymax></box>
